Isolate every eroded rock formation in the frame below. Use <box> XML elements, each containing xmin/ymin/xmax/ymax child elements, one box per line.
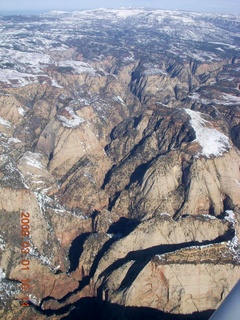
<box><xmin>0</xmin><ymin>8</ymin><xmax>239</xmax><ymax>320</ymax></box>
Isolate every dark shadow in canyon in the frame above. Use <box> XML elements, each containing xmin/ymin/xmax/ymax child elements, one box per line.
<box><xmin>68</xmin><ymin>233</ymin><xmax>91</xmax><ymax>272</ymax></box>
<box><xmin>97</xmin><ymin>228</ymin><xmax>235</xmax><ymax>293</ymax></box>
<box><xmin>107</xmin><ymin>217</ymin><xmax>139</xmax><ymax>237</ymax></box>
<box><xmin>61</xmin><ymin>297</ymin><xmax>215</xmax><ymax>320</ymax></box>
<box><xmin>33</xmin><ymin>227</ymin><xmax>234</xmax><ymax>319</ymax></box>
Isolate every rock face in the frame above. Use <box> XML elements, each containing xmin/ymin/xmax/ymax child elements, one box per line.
<box><xmin>103</xmin><ymin>109</ymin><xmax>240</xmax><ymax>219</ymax></box>
<box><xmin>0</xmin><ymin>8</ymin><xmax>239</xmax><ymax>320</ymax></box>
<box><xmin>92</xmin><ymin>215</ymin><xmax>239</xmax><ymax>317</ymax></box>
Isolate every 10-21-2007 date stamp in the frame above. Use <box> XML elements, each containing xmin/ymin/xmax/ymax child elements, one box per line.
<box><xmin>20</xmin><ymin>211</ymin><xmax>31</xmax><ymax>307</ymax></box>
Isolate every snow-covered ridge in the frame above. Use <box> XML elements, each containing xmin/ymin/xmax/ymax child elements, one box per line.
<box><xmin>56</xmin><ymin>60</ymin><xmax>96</xmax><ymax>75</ymax></box>
<box><xmin>0</xmin><ymin>8</ymin><xmax>239</xmax><ymax>89</ymax></box>
<box><xmin>42</xmin><ymin>8</ymin><xmax>237</xmax><ymax>19</ymax></box>
<box><xmin>190</xmin><ymin>92</ymin><xmax>240</xmax><ymax>106</ymax></box>
<box><xmin>0</xmin><ymin>69</ymin><xmax>39</xmax><ymax>87</ymax></box>
<box><xmin>185</xmin><ymin>109</ymin><xmax>230</xmax><ymax>158</ymax></box>
<box><xmin>0</xmin><ymin>48</ymin><xmax>51</xmax><ymax>72</ymax></box>
<box><xmin>42</xmin><ymin>10</ymin><xmax>70</xmax><ymax>16</ymax></box>
<box><xmin>143</xmin><ymin>63</ymin><xmax>168</xmax><ymax>76</ymax></box>
<box><xmin>0</xmin><ymin>48</ymin><xmax>96</xmax><ymax>87</ymax></box>
<box><xmin>57</xmin><ymin>107</ymin><xmax>85</xmax><ymax>128</ymax></box>
<box><xmin>19</xmin><ymin>151</ymin><xmax>45</xmax><ymax>170</ymax></box>
<box><xmin>0</xmin><ymin>116</ymin><xmax>11</xmax><ymax>127</ymax></box>
<box><xmin>0</xmin><ymin>69</ymin><xmax>63</xmax><ymax>88</ymax></box>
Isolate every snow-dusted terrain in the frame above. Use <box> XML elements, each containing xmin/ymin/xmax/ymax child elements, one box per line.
<box><xmin>0</xmin><ymin>8</ymin><xmax>239</xmax><ymax>320</ymax></box>
<box><xmin>0</xmin><ymin>9</ymin><xmax>239</xmax><ymax>88</ymax></box>
<box><xmin>185</xmin><ymin>109</ymin><xmax>230</xmax><ymax>157</ymax></box>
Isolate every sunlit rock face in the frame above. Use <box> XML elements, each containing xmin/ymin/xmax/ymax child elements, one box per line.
<box><xmin>0</xmin><ymin>8</ymin><xmax>239</xmax><ymax>320</ymax></box>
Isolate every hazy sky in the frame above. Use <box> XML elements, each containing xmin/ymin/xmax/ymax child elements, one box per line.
<box><xmin>0</xmin><ymin>0</ymin><xmax>239</xmax><ymax>14</ymax></box>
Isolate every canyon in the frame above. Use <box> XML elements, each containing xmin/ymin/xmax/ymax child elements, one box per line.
<box><xmin>0</xmin><ymin>8</ymin><xmax>239</xmax><ymax>319</ymax></box>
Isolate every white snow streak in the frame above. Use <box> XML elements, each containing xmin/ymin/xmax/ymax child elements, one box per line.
<box><xmin>56</xmin><ymin>60</ymin><xmax>96</xmax><ymax>75</ymax></box>
<box><xmin>17</xmin><ymin>107</ymin><xmax>25</xmax><ymax>116</ymax></box>
<box><xmin>225</xmin><ymin>210</ymin><xmax>235</xmax><ymax>224</ymax></box>
<box><xmin>185</xmin><ymin>109</ymin><xmax>230</xmax><ymax>157</ymax></box>
<box><xmin>0</xmin><ymin>117</ymin><xmax>11</xmax><ymax>128</ymax></box>
<box><xmin>57</xmin><ymin>107</ymin><xmax>85</xmax><ymax>128</ymax></box>
<box><xmin>0</xmin><ymin>69</ymin><xmax>39</xmax><ymax>87</ymax></box>
<box><xmin>20</xmin><ymin>152</ymin><xmax>44</xmax><ymax>170</ymax></box>
<box><xmin>0</xmin><ymin>268</ymin><xmax>6</xmax><ymax>281</ymax></box>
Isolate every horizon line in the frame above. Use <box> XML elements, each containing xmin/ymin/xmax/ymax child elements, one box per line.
<box><xmin>0</xmin><ymin>7</ymin><xmax>239</xmax><ymax>17</ymax></box>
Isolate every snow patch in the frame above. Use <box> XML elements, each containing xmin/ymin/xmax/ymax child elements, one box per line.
<box><xmin>0</xmin><ymin>116</ymin><xmax>11</xmax><ymax>128</ymax></box>
<box><xmin>185</xmin><ymin>109</ymin><xmax>230</xmax><ymax>158</ymax></box>
<box><xmin>190</xmin><ymin>92</ymin><xmax>240</xmax><ymax>106</ymax></box>
<box><xmin>0</xmin><ymin>69</ymin><xmax>39</xmax><ymax>87</ymax></box>
<box><xmin>0</xmin><ymin>236</ymin><xmax>6</xmax><ymax>250</ymax></box>
<box><xmin>57</xmin><ymin>107</ymin><xmax>85</xmax><ymax>128</ymax></box>
<box><xmin>224</xmin><ymin>210</ymin><xmax>235</xmax><ymax>224</ymax></box>
<box><xmin>0</xmin><ymin>268</ymin><xmax>6</xmax><ymax>280</ymax></box>
<box><xmin>34</xmin><ymin>192</ymin><xmax>53</xmax><ymax>214</ymax></box>
<box><xmin>71</xmin><ymin>210</ymin><xmax>88</xmax><ymax>219</ymax></box>
<box><xmin>113</xmin><ymin>96</ymin><xmax>125</xmax><ymax>105</ymax></box>
<box><xmin>17</xmin><ymin>107</ymin><xmax>25</xmax><ymax>116</ymax></box>
<box><xmin>29</xmin><ymin>294</ymin><xmax>40</xmax><ymax>305</ymax></box>
<box><xmin>56</xmin><ymin>60</ymin><xmax>96</xmax><ymax>75</ymax></box>
<box><xmin>8</xmin><ymin>137</ymin><xmax>22</xmax><ymax>144</ymax></box>
<box><xmin>51</xmin><ymin>79</ymin><xmax>63</xmax><ymax>88</ymax></box>
<box><xmin>143</xmin><ymin>68</ymin><xmax>168</xmax><ymax>76</ymax></box>
<box><xmin>201</xmin><ymin>214</ymin><xmax>216</xmax><ymax>220</ymax></box>
<box><xmin>114</xmin><ymin>9</ymin><xmax>143</xmax><ymax>18</ymax></box>
<box><xmin>43</xmin><ymin>10</ymin><xmax>69</xmax><ymax>16</ymax></box>
<box><xmin>155</xmin><ymin>254</ymin><xmax>166</xmax><ymax>261</ymax></box>
<box><xmin>227</xmin><ymin>235</ymin><xmax>240</xmax><ymax>263</ymax></box>
<box><xmin>0</xmin><ymin>278</ymin><xmax>19</xmax><ymax>303</ymax></box>
<box><xmin>221</xmin><ymin>93</ymin><xmax>240</xmax><ymax>104</ymax></box>
<box><xmin>160</xmin><ymin>212</ymin><xmax>171</xmax><ymax>217</ymax></box>
<box><xmin>20</xmin><ymin>152</ymin><xmax>44</xmax><ymax>170</ymax></box>
<box><xmin>235</xmin><ymin>179</ymin><xmax>240</xmax><ymax>187</ymax></box>
<box><xmin>29</xmin><ymin>245</ymin><xmax>53</xmax><ymax>267</ymax></box>
<box><xmin>224</xmin><ymin>211</ymin><xmax>239</xmax><ymax>262</ymax></box>
<box><xmin>0</xmin><ymin>48</ymin><xmax>51</xmax><ymax>72</ymax></box>
<box><xmin>0</xmin><ymin>69</ymin><xmax>61</xmax><ymax>89</ymax></box>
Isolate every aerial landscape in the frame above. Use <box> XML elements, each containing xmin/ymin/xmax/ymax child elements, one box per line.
<box><xmin>0</xmin><ymin>0</ymin><xmax>239</xmax><ymax>319</ymax></box>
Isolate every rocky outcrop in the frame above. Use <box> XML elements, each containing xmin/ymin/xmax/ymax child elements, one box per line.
<box><xmin>89</xmin><ymin>214</ymin><xmax>239</xmax><ymax>317</ymax></box>
<box><xmin>92</xmin><ymin>214</ymin><xmax>236</xmax><ymax>285</ymax></box>
<box><xmin>103</xmin><ymin>108</ymin><xmax>240</xmax><ymax>219</ymax></box>
<box><xmin>114</xmin><ymin>250</ymin><xmax>239</xmax><ymax>315</ymax></box>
